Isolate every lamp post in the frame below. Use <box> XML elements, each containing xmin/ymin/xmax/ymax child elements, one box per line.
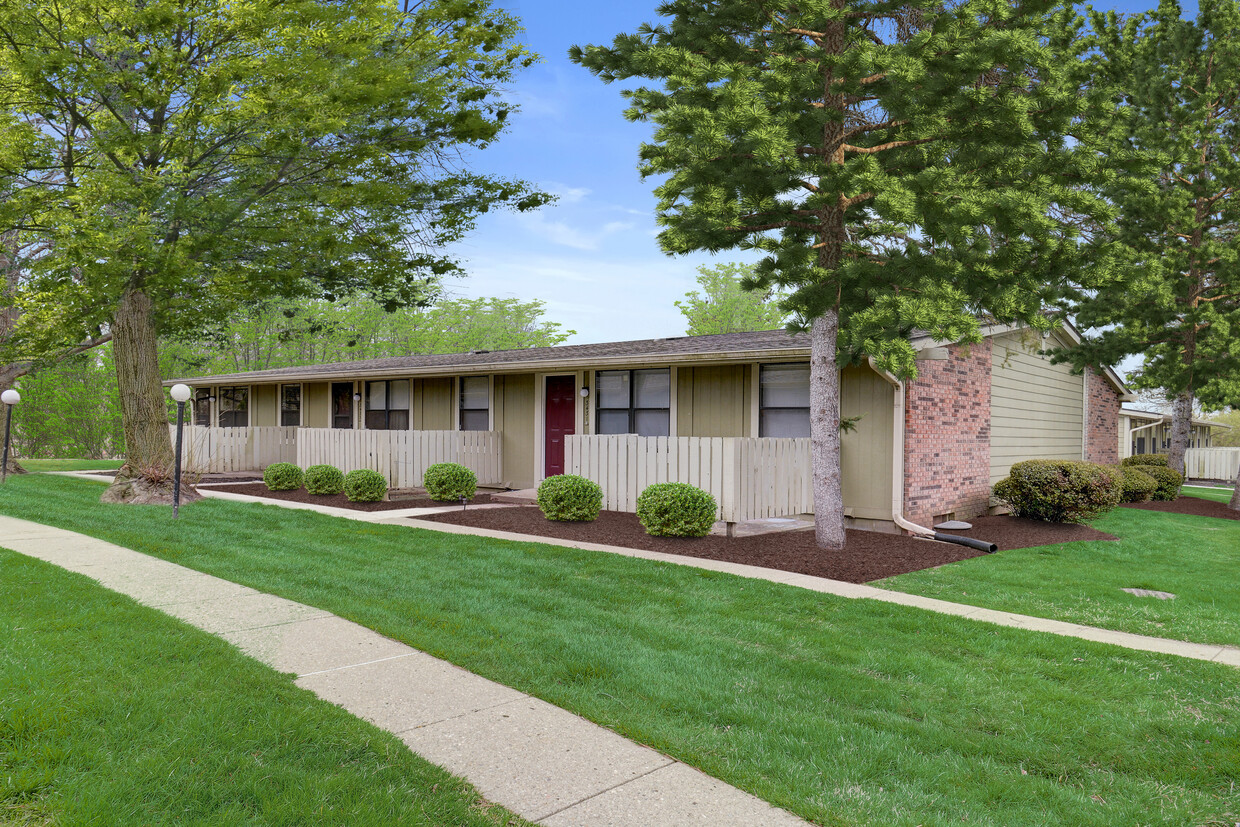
<box><xmin>170</xmin><ymin>384</ymin><xmax>192</xmax><ymax>517</ymax></box>
<box><xmin>1</xmin><ymin>389</ymin><xmax>19</xmax><ymax>484</ymax></box>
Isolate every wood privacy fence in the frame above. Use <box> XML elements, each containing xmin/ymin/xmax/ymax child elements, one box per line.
<box><xmin>1184</xmin><ymin>448</ymin><xmax>1240</xmax><ymax>482</ymax></box>
<box><xmin>295</xmin><ymin>429</ymin><xmax>501</xmax><ymax>488</ymax></box>
<box><xmin>173</xmin><ymin>425</ymin><xmax>298</xmax><ymax>474</ymax></box>
<box><xmin>565</xmin><ymin>435</ymin><xmax>813</xmax><ymax>523</ymax></box>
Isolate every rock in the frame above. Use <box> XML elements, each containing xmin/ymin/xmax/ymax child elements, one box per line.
<box><xmin>934</xmin><ymin>520</ymin><xmax>973</xmax><ymax>531</ymax></box>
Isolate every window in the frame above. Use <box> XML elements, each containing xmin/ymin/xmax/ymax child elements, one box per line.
<box><xmin>759</xmin><ymin>363</ymin><xmax>810</xmax><ymax>438</ymax></box>
<box><xmin>281</xmin><ymin>384</ymin><xmax>301</xmax><ymax>427</ymax></box>
<box><xmin>366</xmin><ymin>380</ymin><xmax>410</xmax><ymax>430</ymax></box>
<box><xmin>459</xmin><ymin>376</ymin><xmax>490</xmax><ymax>431</ymax></box>
<box><xmin>193</xmin><ymin>389</ymin><xmax>211</xmax><ymax>427</ymax></box>
<box><xmin>595</xmin><ymin>369</ymin><xmax>670</xmax><ymax>436</ymax></box>
<box><xmin>218</xmin><ymin>386</ymin><xmax>249</xmax><ymax>428</ymax></box>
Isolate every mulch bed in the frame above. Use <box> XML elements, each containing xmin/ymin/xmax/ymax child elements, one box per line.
<box><xmin>1122</xmin><ymin>495</ymin><xmax>1240</xmax><ymax>521</ymax></box>
<box><xmin>209</xmin><ymin>482</ymin><xmax>493</xmax><ymax>512</ymax></box>
<box><xmin>416</xmin><ymin>508</ymin><xmax>1116</xmax><ymax>584</ymax></box>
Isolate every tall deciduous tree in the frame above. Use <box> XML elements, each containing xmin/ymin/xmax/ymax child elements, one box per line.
<box><xmin>572</xmin><ymin>0</ymin><xmax>1120</xmax><ymax>548</ymax></box>
<box><xmin>0</xmin><ymin>0</ymin><xmax>547</xmax><ymax>502</ymax></box>
<box><xmin>1056</xmin><ymin>1</ymin><xmax>1240</xmax><ymax>493</ymax></box>
<box><xmin>675</xmin><ymin>263</ymin><xmax>788</xmax><ymax>335</ymax></box>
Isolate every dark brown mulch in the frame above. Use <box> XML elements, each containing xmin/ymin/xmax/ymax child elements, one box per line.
<box><xmin>1122</xmin><ymin>495</ymin><xmax>1240</xmax><ymax>521</ymax></box>
<box><xmin>209</xmin><ymin>482</ymin><xmax>493</xmax><ymax>512</ymax></box>
<box><xmin>416</xmin><ymin>508</ymin><xmax>1116</xmax><ymax>583</ymax></box>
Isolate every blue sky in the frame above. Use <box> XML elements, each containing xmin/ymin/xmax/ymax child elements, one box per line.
<box><xmin>444</xmin><ymin>0</ymin><xmax>1197</xmax><ymax>346</ymax></box>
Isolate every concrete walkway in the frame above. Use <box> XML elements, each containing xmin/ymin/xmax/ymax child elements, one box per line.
<box><xmin>47</xmin><ymin>471</ymin><xmax>1240</xmax><ymax>668</ymax></box>
<box><xmin>0</xmin><ymin>514</ymin><xmax>806</xmax><ymax>827</ymax></box>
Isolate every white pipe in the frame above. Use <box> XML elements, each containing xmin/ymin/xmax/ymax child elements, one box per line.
<box><xmin>868</xmin><ymin>357</ymin><xmax>935</xmax><ymax>538</ymax></box>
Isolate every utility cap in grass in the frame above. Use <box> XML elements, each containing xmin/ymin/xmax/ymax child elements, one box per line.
<box><xmin>636</xmin><ymin>482</ymin><xmax>717</xmax><ymax>537</ymax></box>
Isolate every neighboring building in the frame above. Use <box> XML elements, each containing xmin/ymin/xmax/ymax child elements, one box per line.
<box><xmin>1119</xmin><ymin>408</ymin><xmax>1230</xmax><ymax>458</ymax></box>
<box><xmin>168</xmin><ymin>322</ymin><xmax>1132</xmax><ymax>531</ymax></box>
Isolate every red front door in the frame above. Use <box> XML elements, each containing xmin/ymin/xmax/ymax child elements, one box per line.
<box><xmin>545</xmin><ymin>375</ymin><xmax>576</xmax><ymax>478</ymax></box>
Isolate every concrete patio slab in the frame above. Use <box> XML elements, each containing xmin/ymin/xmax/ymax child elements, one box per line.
<box><xmin>400</xmin><ymin>697</ymin><xmax>675</xmax><ymax>823</ymax></box>
<box><xmin>223</xmin><ymin>614</ymin><xmax>415</xmax><ymax>676</ymax></box>
<box><xmin>161</xmin><ymin>591</ymin><xmax>333</xmax><ymax>634</ymax></box>
<box><xmin>296</xmin><ymin>650</ymin><xmax>527</xmax><ymax>731</ymax></box>
<box><xmin>542</xmin><ymin>761</ymin><xmax>807</xmax><ymax>827</ymax></box>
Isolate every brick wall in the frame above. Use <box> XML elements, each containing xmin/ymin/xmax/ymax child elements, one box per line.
<box><xmin>903</xmin><ymin>341</ymin><xmax>992</xmax><ymax>525</ymax></box>
<box><xmin>1084</xmin><ymin>369</ymin><xmax>1120</xmax><ymax>466</ymax></box>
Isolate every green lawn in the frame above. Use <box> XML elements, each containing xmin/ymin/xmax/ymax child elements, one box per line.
<box><xmin>1</xmin><ymin>474</ymin><xmax>1237</xmax><ymax>827</ymax></box>
<box><xmin>1184</xmin><ymin>484</ymin><xmax>1235</xmax><ymax>504</ymax></box>
<box><xmin>0</xmin><ymin>548</ymin><xmax>526</xmax><ymax>826</ymax></box>
<box><xmin>15</xmin><ymin>458</ymin><xmax>123</xmax><ymax>472</ymax></box>
<box><xmin>881</xmin><ymin>497</ymin><xmax>1240</xmax><ymax>648</ymax></box>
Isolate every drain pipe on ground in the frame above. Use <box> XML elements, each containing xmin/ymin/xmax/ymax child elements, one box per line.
<box><xmin>869</xmin><ymin>356</ymin><xmax>998</xmax><ymax>554</ymax></box>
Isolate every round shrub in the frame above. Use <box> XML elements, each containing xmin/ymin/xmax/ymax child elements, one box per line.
<box><xmin>424</xmin><ymin>462</ymin><xmax>477</xmax><ymax>502</ymax></box>
<box><xmin>991</xmin><ymin>460</ymin><xmax>1122</xmax><ymax>523</ymax></box>
<box><xmin>636</xmin><ymin>482</ymin><xmax>717</xmax><ymax>537</ymax></box>
<box><xmin>537</xmin><ymin>474</ymin><xmax>603</xmax><ymax>522</ymax></box>
<box><xmin>1140</xmin><ymin>465</ymin><xmax>1184</xmax><ymax>501</ymax></box>
<box><xmin>263</xmin><ymin>462</ymin><xmax>303</xmax><ymax>491</ymax></box>
<box><xmin>1116</xmin><ymin>465</ymin><xmax>1157</xmax><ymax>503</ymax></box>
<box><xmin>1121</xmin><ymin>454</ymin><xmax>1169</xmax><ymax>468</ymax></box>
<box><xmin>343</xmin><ymin>469</ymin><xmax>387</xmax><ymax>503</ymax></box>
<box><xmin>304</xmin><ymin>464</ymin><xmax>345</xmax><ymax>496</ymax></box>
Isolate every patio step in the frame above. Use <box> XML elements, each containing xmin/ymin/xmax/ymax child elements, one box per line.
<box><xmin>491</xmin><ymin>488</ymin><xmax>537</xmax><ymax>505</ymax></box>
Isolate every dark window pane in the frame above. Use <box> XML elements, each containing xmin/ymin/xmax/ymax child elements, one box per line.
<box><xmin>760</xmin><ymin>363</ymin><xmax>811</xmax><ymax>408</ymax></box>
<box><xmin>760</xmin><ymin>409</ymin><xmax>811</xmax><ymax>438</ymax></box>
<box><xmin>388</xmin><ymin>410</ymin><xmax>409</xmax><ymax>430</ymax></box>
<box><xmin>596</xmin><ymin>371</ymin><xmax>630</xmax><ymax>408</ymax></box>
<box><xmin>633</xmin><ymin>369</ymin><xmax>670</xmax><ymax>407</ymax></box>
<box><xmin>365</xmin><ymin>410</ymin><xmax>389</xmax><ymax>430</ymax></box>
<box><xmin>281</xmin><ymin>410</ymin><xmax>300</xmax><ymax>427</ymax></box>
<box><xmin>597</xmin><ymin>410</ymin><xmax>631</xmax><ymax>434</ymax></box>
<box><xmin>460</xmin><ymin>409</ymin><xmax>489</xmax><ymax>431</ymax></box>
<box><xmin>194</xmin><ymin>390</ymin><xmax>211</xmax><ymax>427</ymax></box>
<box><xmin>634</xmin><ymin>409</ymin><xmax>670</xmax><ymax>437</ymax></box>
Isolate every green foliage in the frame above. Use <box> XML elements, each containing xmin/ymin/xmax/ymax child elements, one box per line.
<box><xmin>343</xmin><ymin>469</ymin><xmax>387</xmax><ymax>503</ymax></box>
<box><xmin>1140</xmin><ymin>466</ymin><xmax>1185</xmax><ymax>502</ymax></box>
<box><xmin>423</xmin><ymin>463</ymin><xmax>477</xmax><ymax>502</ymax></box>
<box><xmin>636</xmin><ymin>483</ymin><xmax>717</xmax><ymax>537</ymax></box>
<box><xmin>1121</xmin><ymin>454</ymin><xmax>1169</xmax><ymax>468</ymax></box>
<box><xmin>1202</xmin><ymin>410</ymin><xmax>1240</xmax><ymax>447</ymax></box>
<box><xmin>303</xmin><ymin>465</ymin><xmax>344</xmax><ymax>496</ymax></box>
<box><xmin>1056</xmin><ymin>2</ymin><xmax>1240</xmax><ymax>418</ymax></box>
<box><xmin>1116</xmin><ymin>466</ymin><xmax>1157</xmax><ymax>503</ymax></box>
<box><xmin>9</xmin><ymin>348</ymin><xmax>124</xmax><ymax>459</ymax></box>
<box><xmin>536</xmin><ymin>475</ymin><xmax>603</xmax><ymax>522</ymax></box>
<box><xmin>992</xmin><ymin>461</ymin><xmax>1122</xmax><ymax>523</ymax></box>
<box><xmin>263</xmin><ymin>463</ymin><xmax>304</xmax><ymax>492</ymax></box>
<box><xmin>674</xmin><ymin>263</ymin><xmax>788</xmax><ymax>336</ymax></box>
<box><xmin>161</xmin><ymin>297</ymin><xmax>574</xmax><ymax>377</ymax></box>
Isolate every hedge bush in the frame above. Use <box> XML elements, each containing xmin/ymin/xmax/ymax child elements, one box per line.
<box><xmin>343</xmin><ymin>469</ymin><xmax>388</xmax><ymax>503</ymax></box>
<box><xmin>1116</xmin><ymin>465</ymin><xmax>1157</xmax><ymax>503</ymax></box>
<box><xmin>636</xmin><ymin>482</ymin><xmax>717</xmax><ymax>537</ymax></box>
<box><xmin>304</xmin><ymin>464</ymin><xmax>345</xmax><ymax>496</ymax></box>
<box><xmin>1121</xmin><ymin>454</ymin><xmax>1169</xmax><ymax>468</ymax></box>
<box><xmin>991</xmin><ymin>460</ymin><xmax>1121</xmax><ymax>523</ymax></box>
<box><xmin>263</xmin><ymin>462</ymin><xmax>303</xmax><ymax>491</ymax></box>
<box><xmin>537</xmin><ymin>474</ymin><xmax>603</xmax><ymax>522</ymax></box>
<box><xmin>1141</xmin><ymin>465</ymin><xmax>1184</xmax><ymax>501</ymax></box>
<box><xmin>424</xmin><ymin>462</ymin><xmax>477</xmax><ymax>502</ymax></box>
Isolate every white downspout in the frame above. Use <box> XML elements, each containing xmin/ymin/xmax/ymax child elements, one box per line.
<box><xmin>868</xmin><ymin>357</ymin><xmax>936</xmax><ymax>539</ymax></box>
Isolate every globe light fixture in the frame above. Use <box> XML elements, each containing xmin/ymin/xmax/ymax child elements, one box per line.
<box><xmin>1</xmin><ymin>388</ymin><xmax>19</xmax><ymax>484</ymax></box>
<box><xmin>169</xmin><ymin>385</ymin><xmax>192</xmax><ymax>517</ymax></box>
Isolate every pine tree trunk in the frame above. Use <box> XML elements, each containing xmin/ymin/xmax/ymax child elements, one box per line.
<box><xmin>810</xmin><ymin>312</ymin><xmax>846</xmax><ymax>550</ymax></box>
<box><xmin>1230</xmin><ymin>465</ymin><xmax>1240</xmax><ymax>512</ymax></box>
<box><xmin>1167</xmin><ymin>392</ymin><xmax>1192</xmax><ymax>476</ymax></box>
<box><xmin>103</xmin><ymin>289</ymin><xmax>195</xmax><ymax>504</ymax></box>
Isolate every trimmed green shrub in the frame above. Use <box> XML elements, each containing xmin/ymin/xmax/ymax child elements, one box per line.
<box><xmin>304</xmin><ymin>464</ymin><xmax>345</xmax><ymax>496</ymax></box>
<box><xmin>1116</xmin><ymin>466</ymin><xmax>1157</xmax><ymax>503</ymax></box>
<box><xmin>263</xmin><ymin>462</ymin><xmax>303</xmax><ymax>491</ymax></box>
<box><xmin>636</xmin><ymin>482</ymin><xmax>717</xmax><ymax>537</ymax></box>
<box><xmin>537</xmin><ymin>474</ymin><xmax>603</xmax><ymax>522</ymax></box>
<box><xmin>991</xmin><ymin>460</ymin><xmax>1122</xmax><ymax>523</ymax></box>
<box><xmin>1141</xmin><ymin>465</ymin><xmax>1184</xmax><ymax>501</ymax></box>
<box><xmin>1121</xmin><ymin>454</ymin><xmax>1169</xmax><ymax>468</ymax></box>
<box><xmin>423</xmin><ymin>462</ymin><xmax>477</xmax><ymax>502</ymax></box>
<box><xmin>343</xmin><ymin>469</ymin><xmax>387</xmax><ymax>503</ymax></box>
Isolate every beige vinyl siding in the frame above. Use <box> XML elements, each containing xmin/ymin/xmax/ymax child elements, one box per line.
<box><xmin>252</xmin><ymin>385</ymin><xmax>278</xmax><ymax>427</ymax></box>
<box><xmin>413</xmin><ymin>378</ymin><xmax>453</xmax><ymax>430</ymax></box>
<box><xmin>495</xmin><ymin>373</ymin><xmax>536</xmax><ymax>489</ymax></box>
<box><xmin>676</xmin><ymin>364</ymin><xmax>751</xmax><ymax>437</ymax></box>
<box><xmin>304</xmin><ymin>382</ymin><xmax>330</xmax><ymax>428</ymax></box>
<box><xmin>840</xmin><ymin>365</ymin><xmax>894</xmax><ymax>520</ymax></box>
<box><xmin>990</xmin><ymin>330</ymin><xmax>1084</xmax><ymax>483</ymax></box>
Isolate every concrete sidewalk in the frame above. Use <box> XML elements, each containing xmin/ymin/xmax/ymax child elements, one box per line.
<box><xmin>0</xmin><ymin>514</ymin><xmax>806</xmax><ymax>827</ymax></box>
